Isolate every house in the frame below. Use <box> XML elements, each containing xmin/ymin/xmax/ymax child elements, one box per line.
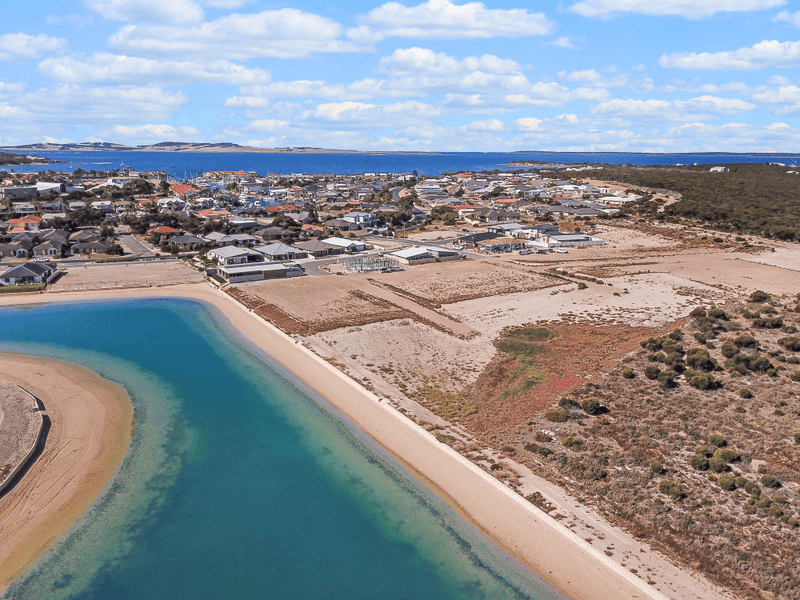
<box><xmin>9</xmin><ymin>216</ymin><xmax>43</xmax><ymax>231</ymax></box>
<box><xmin>32</xmin><ymin>239</ymin><xmax>66</xmax><ymax>258</ymax></box>
<box><xmin>72</xmin><ymin>240</ymin><xmax>111</xmax><ymax>255</ymax></box>
<box><xmin>293</xmin><ymin>239</ymin><xmax>343</xmax><ymax>257</ymax></box>
<box><xmin>0</xmin><ymin>186</ymin><xmax>38</xmax><ymax>201</ymax></box>
<box><xmin>321</xmin><ymin>237</ymin><xmax>367</xmax><ymax>253</ymax></box>
<box><xmin>0</xmin><ymin>261</ymin><xmax>57</xmax><ymax>285</ymax></box>
<box><xmin>148</xmin><ymin>226</ymin><xmax>181</xmax><ymax>235</ymax></box>
<box><xmin>254</xmin><ymin>243</ymin><xmax>308</xmax><ymax>261</ymax></box>
<box><xmin>324</xmin><ymin>218</ymin><xmax>360</xmax><ymax>232</ymax></box>
<box><xmin>390</xmin><ymin>246</ymin><xmax>461</xmax><ymax>266</ymax></box>
<box><xmin>342</xmin><ymin>211</ymin><xmax>378</xmax><ymax>227</ymax></box>
<box><xmin>0</xmin><ymin>241</ymin><xmax>32</xmax><ymax>258</ymax></box>
<box><xmin>486</xmin><ymin>223</ymin><xmax>524</xmax><ymax>235</ymax></box>
<box><xmin>166</xmin><ymin>234</ymin><xmax>206</xmax><ymax>249</ymax></box>
<box><xmin>254</xmin><ymin>226</ymin><xmax>297</xmax><ymax>242</ymax></box>
<box><xmin>208</xmin><ymin>246</ymin><xmax>264</xmax><ymax>265</ymax></box>
<box><xmin>217</xmin><ymin>262</ymin><xmax>305</xmax><ymax>283</ymax></box>
<box><xmin>204</xmin><ymin>232</ymin><xmax>256</xmax><ymax>247</ymax></box>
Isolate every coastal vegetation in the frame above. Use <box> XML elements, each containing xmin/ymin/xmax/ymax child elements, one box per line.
<box><xmin>503</xmin><ymin>300</ymin><xmax>800</xmax><ymax>598</ymax></box>
<box><xmin>587</xmin><ymin>163</ymin><xmax>800</xmax><ymax>241</ymax></box>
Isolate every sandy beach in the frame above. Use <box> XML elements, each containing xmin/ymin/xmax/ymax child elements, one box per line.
<box><xmin>0</xmin><ymin>353</ymin><xmax>133</xmax><ymax>592</ymax></box>
<box><xmin>0</xmin><ymin>284</ymin><xmax>672</xmax><ymax>600</ymax></box>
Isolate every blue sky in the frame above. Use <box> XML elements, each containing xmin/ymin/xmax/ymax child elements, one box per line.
<box><xmin>2</xmin><ymin>0</ymin><xmax>800</xmax><ymax>151</ymax></box>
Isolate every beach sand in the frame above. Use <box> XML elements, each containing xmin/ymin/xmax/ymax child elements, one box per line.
<box><xmin>0</xmin><ymin>284</ymin><xmax>670</xmax><ymax>600</ymax></box>
<box><xmin>0</xmin><ymin>353</ymin><xmax>133</xmax><ymax>592</ymax></box>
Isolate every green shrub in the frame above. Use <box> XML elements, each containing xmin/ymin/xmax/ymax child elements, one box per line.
<box><xmin>581</xmin><ymin>398</ymin><xmax>601</xmax><ymax>415</ymax></box>
<box><xmin>738</xmin><ymin>387</ymin><xmax>753</xmax><ymax>399</ymax></box>
<box><xmin>718</xmin><ymin>474</ymin><xmax>736</xmax><ymax>491</ymax></box>
<box><xmin>686</xmin><ymin>371</ymin><xmax>717</xmax><ymax>390</ymax></box>
<box><xmin>524</xmin><ymin>443</ymin><xmax>539</xmax><ymax>453</ymax></box>
<box><xmin>761</xmin><ymin>474</ymin><xmax>779</xmax><ymax>488</ymax></box>
<box><xmin>744</xmin><ymin>481</ymin><xmax>761</xmax><ymax>496</ymax></box>
<box><xmin>621</xmin><ymin>367</ymin><xmax>635</xmax><ymax>379</ymax></box>
<box><xmin>778</xmin><ymin>337</ymin><xmax>800</xmax><ymax>352</ymax></box>
<box><xmin>650</xmin><ymin>461</ymin><xmax>663</xmax><ymax>474</ymax></box>
<box><xmin>708</xmin><ymin>308</ymin><xmax>728</xmax><ymax>320</ymax></box>
<box><xmin>709</xmin><ymin>434</ymin><xmax>727</xmax><ymax>447</ymax></box>
<box><xmin>749</xmin><ymin>290</ymin><xmax>770</xmax><ymax>303</ymax></box>
<box><xmin>753</xmin><ymin>317</ymin><xmax>784</xmax><ymax>329</ymax></box>
<box><xmin>686</xmin><ymin>348</ymin><xmax>716</xmax><ymax>371</ymax></box>
<box><xmin>658</xmin><ymin>479</ymin><xmax>685</xmax><ymax>500</ymax></box>
<box><xmin>657</xmin><ymin>369</ymin><xmax>678</xmax><ymax>389</ymax></box>
<box><xmin>562</xmin><ymin>435</ymin><xmax>583</xmax><ymax>450</ymax></box>
<box><xmin>734</xmin><ymin>476</ymin><xmax>747</xmax><ymax>488</ymax></box>
<box><xmin>544</xmin><ymin>407</ymin><xmax>569</xmax><ymax>422</ymax></box>
<box><xmin>644</xmin><ymin>365</ymin><xmax>660</xmax><ymax>380</ymax></box>
<box><xmin>791</xmin><ymin>371</ymin><xmax>800</xmax><ymax>382</ymax></box>
<box><xmin>689</xmin><ymin>307</ymin><xmax>706</xmax><ymax>318</ymax></box>
<box><xmin>768</xmin><ymin>504</ymin><xmax>784</xmax><ymax>518</ymax></box>
<box><xmin>558</xmin><ymin>397</ymin><xmax>580</xmax><ymax>409</ymax></box>
<box><xmin>690</xmin><ymin>454</ymin><xmax>709</xmax><ymax>470</ymax></box>
<box><xmin>721</xmin><ymin>342</ymin><xmax>738</xmax><ymax>359</ymax></box>
<box><xmin>734</xmin><ymin>335</ymin><xmax>758</xmax><ymax>348</ymax></box>
<box><xmin>714</xmin><ymin>448</ymin><xmax>740</xmax><ymax>462</ymax></box>
<box><xmin>794</xmin><ymin>432</ymin><xmax>800</xmax><ymax>444</ymax></box>
<box><xmin>734</xmin><ymin>404</ymin><xmax>746</xmax><ymax>413</ymax></box>
<box><xmin>709</xmin><ymin>456</ymin><xmax>728</xmax><ymax>473</ymax></box>
<box><xmin>534</xmin><ymin>432</ymin><xmax>552</xmax><ymax>443</ymax></box>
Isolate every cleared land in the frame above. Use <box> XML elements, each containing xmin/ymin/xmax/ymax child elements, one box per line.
<box><xmin>228</xmin><ymin>217</ymin><xmax>800</xmax><ymax>599</ymax></box>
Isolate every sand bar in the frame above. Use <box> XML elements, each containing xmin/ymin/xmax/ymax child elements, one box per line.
<box><xmin>0</xmin><ymin>284</ymin><xmax>666</xmax><ymax>599</ymax></box>
<box><xmin>0</xmin><ymin>353</ymin><xmax>133</xmax><ymax>592</ymax></box>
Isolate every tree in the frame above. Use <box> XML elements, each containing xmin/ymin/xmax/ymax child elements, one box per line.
<box><xmin>159</xmin><ymin>180</ymin><xmax>170</xmax><ymax>194</ymax></box>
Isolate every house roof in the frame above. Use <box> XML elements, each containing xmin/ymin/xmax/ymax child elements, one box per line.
<box><xmin>148</xmin><ymin>226</ymin><xmax>180</xmax><ymax>234</ymax></box>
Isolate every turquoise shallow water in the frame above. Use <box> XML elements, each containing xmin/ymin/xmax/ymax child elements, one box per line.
<box><xmin>0</xmin><ymin>298</ymin><xmax>565</xmax><ymax>600</ymax></box>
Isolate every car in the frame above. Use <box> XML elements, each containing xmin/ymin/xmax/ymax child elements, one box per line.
<box><xmin>518</xmin><ymin>249</ymin><xmax>531</xmax><ymax>255</ymax></box>
<box><xmin>34</xmin><ymin>256</ymin><xmax>50</xmax><ymax>262</ymax></box>
<box><xmin>461</xmin><ymin>228</ymin><xmax>469</xmax><ymax>232</ymax></box>
<box><xmin>553</xmin><ymin>248</ymin><xmax>568</xmax><ymax>254</ymax></box>
<box><xmin>392</xmin><ymin>266</ymin><xmax>404</xmax><ymax>271</ymax></box>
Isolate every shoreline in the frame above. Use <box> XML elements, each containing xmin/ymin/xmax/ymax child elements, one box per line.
<box><xmin>0</xmin><ymin>353</ymin><xmax>133</xmax><ymax>592</ymax></box>
<box><xmin>0</xmin><ymin>284</ymin><xmax>664</xmax><ymax>600</ymax></box>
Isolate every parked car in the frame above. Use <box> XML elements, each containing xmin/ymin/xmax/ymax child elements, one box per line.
<box><xmin>518</xmin><ymin>248</ymin><xmax>531</xmax><ymax>255</ymax></box>
<box><xmin>553</xmin><ymin>248</ymin><xmax>568</xmax><ymax>254</ymax></box>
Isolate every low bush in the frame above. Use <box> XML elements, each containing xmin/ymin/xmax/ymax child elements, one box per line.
<box><xmin>650</xmin><ymin>461</ymin><xmax>663</xmax><ymax>474</ymax></box>
<box><xmin>739</xmin><ymin>387</ymin><xmax>753</xmax><ymax>399</ymax></box>
<box><xmin>562</xmin><ymin>435</ymin><xmax>583</xmax><ymax>450</ymax></box>
<box><xmin>714</xmin><ymin>448</ymin><xmax>740</xmax><ymax>462</ymax></box>
<box><xmin>658</xmin><ymin>479</ymin><xmax>684</xmax><ymax>500</ymax></box>
<box><xmin>749</xmin><ymin>290</ymin><xmax>770</xmax><ymax>303</ymax></box>
<box><xmin>581</xmin><ymin>398</ymin><xmax>601</xmax><ymax>415</ymax></box>
<box><xmin>709</xmin><ymin>456</ymin><xmax>728</xmax><ymax>473</ymax></box>
<box><xmin>718</xmin><ymin>474</ymin><xmax>737</xmax><ymax>491</ymax></box>
<box><xmin>690</xmin><ymin>454</ymin><xmax>709</xmax><ymax>470</ymax></box>
<box><xmin>544</xmin><ymin>407</ymin><xmax>569</xmax><ymax>422</ymax></box>
<box><xmin>761</xmin><ymin>474</ymin><xmax>779</xmax><ymax>488</ymax></box>
<box><xmin>734</xmin><ymin>335</ymin><xmax>758</xmax><ymax>348</ymax></box>
<box><xmin>644</xmin><ymin>365</ymin><xmax>660</xmax><ymax>380</ymax></box>
<box><xmin>778</xmin><ymin>337</ymin><xmax>800</xmax><ymax>352</ymax></box>
<box><xmin>621</xmin><ymin>367</ymin><xmax>635</xmax><ymax>379</ymax></box>
<box><xmin>709</xmin><ymin>434</ymin><xmax>727</xmax><ymax>447</ymax></box>
<box><xmin>686</xmin><ymin>370</ymin><xmax>717</xmax><ymax>390</ymax></box>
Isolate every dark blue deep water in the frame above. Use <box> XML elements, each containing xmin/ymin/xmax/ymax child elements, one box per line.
<box><xmin>7</xmin><ymin>150</ymin><xmax>800</xmax><ymax>178</ymax></box>
<box><xmin>0</xmin><ymin>298</ymin><xmax>564</xmax><ymax>600</ymax></box>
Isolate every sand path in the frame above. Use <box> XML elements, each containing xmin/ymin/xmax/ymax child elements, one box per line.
<box><xmin>0</xmin><ymin>354</ymin><xmax>133</xmax><ymax>592</ymax></box>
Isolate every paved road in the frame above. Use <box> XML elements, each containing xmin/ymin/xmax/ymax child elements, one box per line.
<box><xmin>118</xmin><ymin>234</ymin><xmax>153</xmax><ymax>256</ymax></box>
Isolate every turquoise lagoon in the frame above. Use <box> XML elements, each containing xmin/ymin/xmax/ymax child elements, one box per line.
<box><xmin>0</xmin><ymin>298</ymin><xmax>565</xmax><ymax>600</ymax></box>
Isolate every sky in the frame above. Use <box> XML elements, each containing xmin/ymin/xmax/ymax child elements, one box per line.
<box><xmin>2</xmin><ymin>0</ymin><xmax>800</xmax><ymax>152</ymax></box>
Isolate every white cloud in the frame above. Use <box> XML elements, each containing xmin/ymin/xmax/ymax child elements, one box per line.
<box><xmin>29</xmin><ymin>85</ymin><xmax>188</xmax><ymax>124</ymax></box>
<box><xmin>660</xmin><ymin>40</ymin><xmax>800</xmax><ymax>70</ymax></box>
<box><xmin>461</xmin><ymin>119</ymin><xmax>504</xmax><ymax>132</ymax></box>
<box><xmin>590</xmin><ymin>96</ymin><xmax>755</xmax><ymax>124</ymax></box>
<box><xmin>379</xmin><ymin>47</ymin><xmax>522</xmax><ymax>75</ymax></box>
<box><xmin>109</xmin><ymin>9</ymin><xmax>365</xmax><ymax>60</ymax></box>
<box><xmin>98</xmin><ymin>124</ymin><xmax>204</xmax><ymax>143</ymax></box>
<box><xmin>548</xmin><ymin>36</ymin><xmax>579</xmax><ymax>49</ymax></box>
<box><xmin>750</xmin><ymin>85</ymin><xmax>800</xmax><ymax>115</ymax></box>
<box><xmin>351</xmin><ymin>0</ymin><xmax>554</xmax><ymax>41</ymax></box>
<box><xmin>0</xmin><ymin>33</ymin><xmax>66</xmax><ymax>62</ymax></box>
<box><xmin>297</xmin><ymin>100</ymin><xmax>440</xmax><ymax>129</ymax></box>
<box><xmin>38</xmin><ymin>53</ymin><xmax>270</xmax><ymax>85</ymax></box>
<box><xmin>774</xmin><ymin>10</ymin><xmax>800</xmax><ymax>26</ymax></box>
<box><xmin>243</xmin><ymin>120</ymin><xmax>291</xmax><ymax>134</ymax></box>
<box><xmin>86</xmin><ymin>0</ymin><xmax>206</xmax><ymax>24</ymax></box>
<box><xmin>570</xmin><ymin>0</ymin><xmax>785</xmax><ymax>18</ymax></box>
<box><xmin>513</xmin><ymin>117</ymin><xmax>542</xmax><ymax>131</ymax></box>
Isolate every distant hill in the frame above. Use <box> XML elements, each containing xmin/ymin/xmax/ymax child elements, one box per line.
<box><xmin>0</xmin><ymin>142</ymin><xmax>415</xmax><ymax>155</ymax></box>
<box><xmin>0</xmin><ymin>151</ymin><xmax>56</xmax><ymax>165</ymax></box>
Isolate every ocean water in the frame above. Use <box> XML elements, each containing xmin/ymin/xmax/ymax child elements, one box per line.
<box><xmin>0</xmin><ymin>298</ymin><xmax>565</xmax><ymax>600</ymax></box>
<box><xmin>7</xmin><ymin>149</ymin><xmax>800</xmax><ymax>178</ymax></box>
